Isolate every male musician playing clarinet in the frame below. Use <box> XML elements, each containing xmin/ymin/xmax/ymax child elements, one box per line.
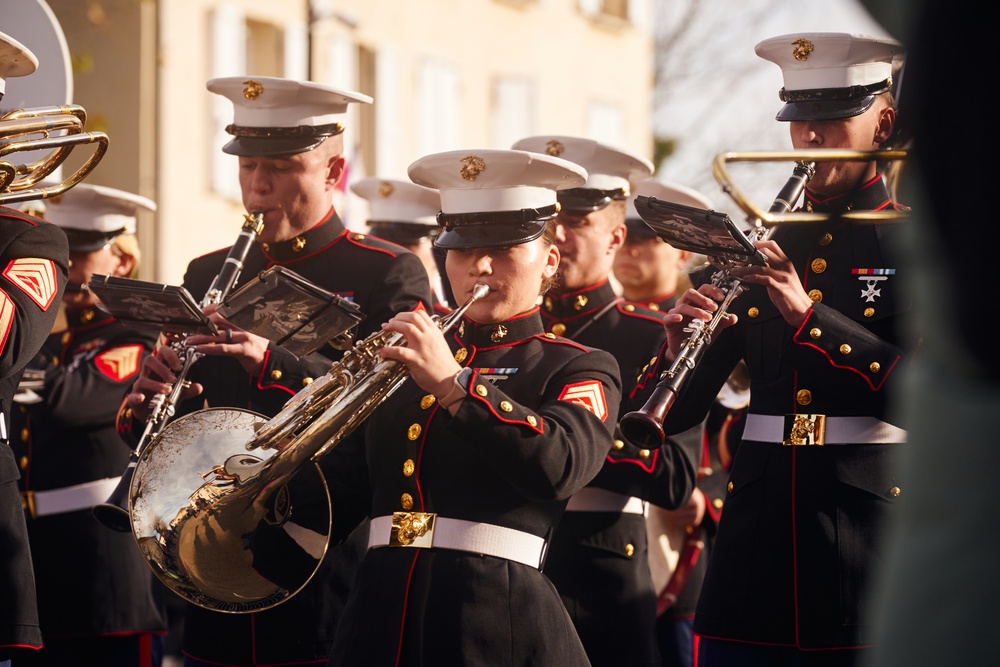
<box><xmin>122</xmin><ymin>77</ymin><xmax>431</xmax><ymax>667</ymax></box>
<box><xmin>633</xmin><ymin>33</ymin><xmax>911</xmax><ymax>667</ymax></box>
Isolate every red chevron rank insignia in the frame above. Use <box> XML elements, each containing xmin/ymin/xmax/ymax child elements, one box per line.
<box><xmin>558</xmin><ymin>380</ymin><xmax>608</xmax><ymax>422</ymax></box>
<box><xmin>0</xmin><ymin>290</ymin><xmax>14</xmax><ymax>357</ymax></box>
<box><xmin>95</xmin><ymin>344</ymin><xmax>144</xmax><ymax>382</ymax></box>
<box><xmin>3</xmin><ymin>258</ymin><xmax>59</xmax><ymax>310</ymax></box>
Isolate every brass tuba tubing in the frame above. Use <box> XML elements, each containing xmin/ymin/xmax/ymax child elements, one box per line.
<box><xmin>713</xmin><ymin>149</ymin><xmax>908</xmax><ymax>226</ymax></box>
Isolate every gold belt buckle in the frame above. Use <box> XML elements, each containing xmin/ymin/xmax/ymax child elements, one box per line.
<box><xmin>21</xmin><ymin>490</ymin><xmax>36</xmax><ymax>519</ymax></box>
<box><xmin>390</xmin><ymin>511</ymin><xmax>437</xmax><ymax>548</ymax></box>
<box><xmin>783</xmin><ymin>414</ymin><xmax>826</xmax><ymax>446</ymax></box>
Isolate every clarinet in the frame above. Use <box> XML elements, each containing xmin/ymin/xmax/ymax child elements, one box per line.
<box><xmin>93</xmin><ymin>211</ymin><xmax>265</xmax><ymax>530</ymax></box>
<box><xmin>619</xmin><ymin>163</ymin><xmax>815</xmax><ymax>449</ymax></box>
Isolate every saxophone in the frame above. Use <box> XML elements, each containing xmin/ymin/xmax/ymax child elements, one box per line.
<box><xmin>92</xmin><ymin>211</ymin><xmax>265</xmax><ymax>531</ymax></box>
<box><xmin>127</xmin><ymin>284</ymin><xmax>489</xmax><ymax>612</ymax></box>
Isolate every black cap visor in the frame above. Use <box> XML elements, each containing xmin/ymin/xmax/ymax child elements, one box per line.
<box><xmin>63</xmin><ymin>229</ymin><xmax>124</xmax><ymax>253</ymax></box>
<box><xmin>434</xmin><ymin>220</ymin><xmax>548</xmax><ymax>250</ymax></box>
<box><xmin>557</xmin><ymin>187</ymin><xmax>628</xmax><ymax>214</ymax></box>
<box><xmin>775</xmin><ymin>95</ymin><xmax>877</xmax><ymax>122</ymax></box>
<box><xmin>222</xmin><ymin>122</ymin><xmax>344</xmax><ymax>157</ymax></box>
<box><xmin>368</xmin><ymin>221</ymin><xmax>439</xmax><ymax>246</ymax></box>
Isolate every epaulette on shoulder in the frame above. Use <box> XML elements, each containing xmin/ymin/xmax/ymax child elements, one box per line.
<box><xmin>345</xmin><ymin>232</ymin><xmax>404</xmax><ymax>258</ymax></box>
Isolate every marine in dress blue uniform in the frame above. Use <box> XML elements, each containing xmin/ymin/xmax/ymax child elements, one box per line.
<box><xmin>351</xmin><ymin>177</ymin><xmax>452</xmax><ymax>315</ymax></box>
<box><xmin>0</xmin><ymin>31</ymin><xmax>70</xmax><ymax>666</ymax></box>
<box><xmin>633</xmin><ymin>33</ymin><xmax>910</xmax><ymax>667</ymax></box>
<box><xmin>120</xmin><ymin>77</ymin><xmax>432</xmax><ymax>667</ymax></box>
<box><xmin>511</xmin><ymin>136</ymin><xmax>701</xmax><ymax>667</ymax></box>
<box><xmin>12</xmin><ymin>185</ymin><xmax>166</xmax><ymax>667</ymax></box>
<box><xmin>323</xmin><ymin>148</ymin><xmax>622</xmax><ymax>666</ymax></box>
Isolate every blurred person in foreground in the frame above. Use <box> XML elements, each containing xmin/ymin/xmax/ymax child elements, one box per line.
<box><xmin>121</xmin><ymin>76</ymin><xmax>431</xmax><ymax>666</ymax></box>
<box><xmin>633</xmin><ymin>32</ymin><xmax>911</xmax><ymax>667</ymax></box>
<box><xmin>0</xmin><ymin>29</ymin><xmax>70</xmax><ymax>667</ymax></box>
<box><xmin>322</xmin><ymin>148</ymin><xmax>621</xmax><ymax>665</ymax></box>
<box><xmin>12</xmin><ymin>185</ymin><xmax>166</xmax><ymax>667</ymax></box>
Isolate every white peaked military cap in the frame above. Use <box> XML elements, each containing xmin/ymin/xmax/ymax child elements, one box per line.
<box><xmin>40</xmin><ymin>183</ymin><xmax>156</xmax><ymax>252</ymax></box>
<box><xmin>351</xmin><ymin>177</ymin><xmax>441</xmax><ymax>245</ymax></box>
<box><xmin>206</xmin><ymin>76</ymin><xmax>373</xmax><ymax>157</ymax></box>
<box><xmin>625</xmin><ymin>180</ymin><xmax>714</xmax><ymax>241</ymax></box>
<box><xmin>408</xmin><ymin>149</ymin><xmax>587</xmax><ymax>249</ymax></box>
<box><xmin>755</xmin><ymin>32</ymin><xmax>905</xmax><ymax>121</ymax></box>
<box><xmin>510</xmin><ymin>135</ymin><xmax>653</xmax><ymax>213</ymax></box>
<box><xmin>0</xmin><ymin>30</ymin><xmax>38</xmax><ymax>97</ymax></box>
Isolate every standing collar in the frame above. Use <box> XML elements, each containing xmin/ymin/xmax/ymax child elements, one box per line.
<box><xmin>453</xmin><ymin>308</ymin><xmax>544</xmax><ymax>348</ymax></box>
<box><xmin>803</xmin><ymin>175</ymin><xmax>892</xmax><ymax>215</ymax></box>
<box><xmin>259</xmin><ymin>208</ymin><xmax>346</xmax><ymax>263</ymax></box>
<box><xmin>542</xmin><ymin>278</ymin><xmax>618</xmax><ymax>321</ymax></box>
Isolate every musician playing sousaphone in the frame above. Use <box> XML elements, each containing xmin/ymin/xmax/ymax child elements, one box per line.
<box><xmin>0</xmin><ymin>30</ymin><xmax>70</xmax><ymax>666</ymax></box>
<box><xmin>631</xmin><ymin>33</ymin><xmax>911</xmax><ymax>666</ymax></box>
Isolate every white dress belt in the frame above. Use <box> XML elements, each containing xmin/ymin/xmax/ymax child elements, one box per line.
<box><xmin>742</xmin><ymin>414</ymin><xmax>907</xmax><ymax>444</ymax></box>
<box><xmin>22</xmin><ymin>476</ymin><xmax>121</xmax><ymax>518</ymax></box>
<box><xmin>368</xmin><ymin>514</ymin><xmax>546</xmax><ymax>569</ymax></box>
<box><xmin>565</xmin><ymin>487</ymin><xmax>645</xmax><ymax>514</ymax></box>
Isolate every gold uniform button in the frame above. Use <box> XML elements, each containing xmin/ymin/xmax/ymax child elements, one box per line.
<box><xmin>747</xmin><ymin>307</ymin><xmax>759</xmax><ymax>318</ymax></box>
<box><xmin>499</xmin><ymin>401</ymin><xmax>513</xmax><ymax>413</ymax></box>
<box><xmin>818</xmin><ymin>232</ymin><xmax>833</xmax><ymax>246</ymax></box>
<box><xmin>124</xmin><ymin>408</ymin><xmax>132</xmax><ymax>419</ymax></box>
<box><xmin>352</xmin><ymin>233</ymin><xmax>365</xmax><ymax>241</ymax></box>
<box><xmin>809</xmin><ymin>328</ymin><xmax>822</xmax><ymax>339</ymax></box>
<box><xmin>475</xmin><ymin>384</ymin><xmax>488</xmax><ymax>397</ymax></box>
<box><xmin>302</xmin><ymin>377</ymin><xmax>313</xmax><ymax>387</ymax></box>
<box><xmin>811</xmin><ymin>258</ymin><xmax>827</xmax><ymax>274</ymax></box>
<box><xmin>864</xmin><ymin>307</ymin><xmax>875</xmax><ymax>318</ymax></box>
<box><xmin>455</xmin><ymin>348</ymin><xmax>468</xmax><ymax>363</ymax></box>
<box><xmin>19</xmin><ymin>455</ymin><xmax>28</xmax><ymax>470</ymax></box>
<box><xmin>420</xmin><ymin>395</ymin><xmax>436</xmax><ymax>409</ymax></box>
<box><xmin>400</xmin><ymin>493</ymin><xmax>414</xmax><ymax>510</ymax></box>
<box><xmin>544</xmin><ymin>332</ymin><xmax>556</xmax><ymax>339</ymax></box>
<box><xmin>261</xmin><ymin>242</ymin><xmax>270</xmax><ymax>252</ymax></box>
<box><xmin>61</xmin><ymin>332</ymin><xmax>71</xmax><ymax>344</ymax></box>
<box><xmin>638</xmin><ymin>449</ymin><xmax>650</xmax><ymax>459</ymax></box>
<box><xmin>270</xmin><ymin>370</ymin><xmax>283</xmax><ymax>381</ymax></box>
<box><xmin>727</xmin><ymin>481</ymin><xmax>734</xmax><ymax>493</ymax></box>
<box><xmin>712</xmin><ymin>498</ymin><xmax>724</xmax><ymax>510</ymax></box>
<box><xmin>407</xmin><ymin>424</ymin><xmax>422</xmax><ymax>440</ymax></box>
<box><xmin>526</xmin><ymin>415</ymin><xmax>538</xmax><ymax>427</ymax></box>
<box><xmin>648</xmin><ymin>303</ymin><xmax>660</xmax><ymax>311</ymax></box>
<box><xmin>624</xmin><ymin>543</ymin><xmax>635</xmax><ymax>557</ymax></box>
<box><xmin>888</xmin><ymin>486</ymin><xmax>901</xmax><ymax>498</ymax></box>
<box><xmin>402</xmin><ymin>459</ymin><xmax>415</xmax><ymax>477</ymax></box>
<box><xmin>840</xmin><ymin>344</ymin><xmax>852</xmax><ymax>355</ymax></box>
<box><xmin>807</xmin><ymin>289</ymin><xmax>823</xmax><ymax>302</ymax></box>
<box><xmin>51</xmin><ymin>358</ymin><xmax>59</xmax><ymax>367</ymax></box>
<box><xmin>613</xmin><ymin>439</ymin><xmax>625</xmax><ymax>450</ymax></box>
<box><xmin>20</xmin><ymin>427</ymin><xmax>29</xmax><ymax>442</ymax></box>
<box><xmin>551</xmin><ymin>323</ymin><xmax>567</xmax><ymax>336</ymax></box>
<box><xmin>796</xmin><ymin>389</ymin><xmax>813</xmax><ymax>406</ymax></box>
<box><xmin>870</xmin><ymin>362</ymin><xmax>881</xmax><ymax>373</ymax></box>
<box><xmin>623</xmin><ymin>304</ymin><xmax>635</xmax><ymax>312</ymax></box>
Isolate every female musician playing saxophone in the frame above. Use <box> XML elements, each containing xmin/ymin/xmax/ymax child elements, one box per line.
<box><xmin>321</xmin><ymin>149</ymin><xmax>622</xmax><ymax>667</ymax></box>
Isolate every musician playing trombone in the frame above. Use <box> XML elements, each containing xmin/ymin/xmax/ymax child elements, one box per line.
<box><xmin>320</xmin><ymin>148</ymin><xmax>622</xmax><ymax>666</ymax></box>
<box><xmin>0</xmin><ymin>30</ymin><xmax>70</xmax><ymax>667</ymax></box>
<box><xmin>632</xmin><ymin>33</ymin><xmax>911</xmax><ymax>667</ymax></box>
<box><xmin>121</xmin><ymin>77</ymin><xmax>432</xmax><ymax>667</ymax></box>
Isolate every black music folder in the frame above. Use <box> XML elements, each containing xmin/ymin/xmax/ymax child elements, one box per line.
<box><xmin>218</xmin><ymin>266</ymin><xmax>364</xmax><ymax>357</ymax></box>
<box><xmin>88</xmin><ymin>275</ymin><xmax>217</xmax><ymax>336</ymax></box>
<box><xmin>634</xmin><ymin>196</ymin><xmax>768</xmax><ymax>266</ymax></box>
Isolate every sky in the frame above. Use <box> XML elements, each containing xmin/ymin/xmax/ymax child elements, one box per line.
<box><xmin>652</xmin><ymin>0</ymin><xmax>898</xmax><ymax>224</ymax></box>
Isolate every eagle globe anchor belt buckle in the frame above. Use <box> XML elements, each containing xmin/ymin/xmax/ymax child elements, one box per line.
<box><xmin>370</xmin><ymin>512</ymin><xmax>547</xmax><ymax>568</ymax></box>
<box><xmin>783</xmin><ymin>413</ymin><xmax>827</xmax><ymax>446</ymax></box>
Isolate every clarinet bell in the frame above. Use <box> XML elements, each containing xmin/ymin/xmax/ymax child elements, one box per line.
<box><xmin>92</xmin><ymin>457</ymin><xmax>137</xmax><ymax>532</ymax></box>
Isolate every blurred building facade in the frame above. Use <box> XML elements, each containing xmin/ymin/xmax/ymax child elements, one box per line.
<box><xmin>44</xmin><ymin>0</ymin><xmax>655</xmax><ymax>284</ymax></box>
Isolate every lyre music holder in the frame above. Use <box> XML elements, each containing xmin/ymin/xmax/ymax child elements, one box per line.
<box><xmin>633</xmin><ymin>196</ymin><xmax>768</xmax><ymax>266</ymax></box>
<box><xmin>88</xmin><ymin>275</ymin><xmax>217</xmax><ymax>336</ymax></box>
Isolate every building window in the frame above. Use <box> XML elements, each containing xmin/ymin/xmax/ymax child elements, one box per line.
<box><xmin>587</xmin><ymin>101</ymin><xmax>624</xmax><ymax>147</ymax></box>
<box><xmin>492</xmin><ymin>76</ymin><xmax>536</xmax><ymax>149</ymax></box>
<box><xmin>416</xmin><ymin>61</ymin><xmax>460</xmax><ymax>157</ymax></box>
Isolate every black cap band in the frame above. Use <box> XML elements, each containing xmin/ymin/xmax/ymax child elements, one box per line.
<box><xmin>557</xmin><ymin>187</ymin><xmax>629</xmax><ymax>214</ymax></box>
